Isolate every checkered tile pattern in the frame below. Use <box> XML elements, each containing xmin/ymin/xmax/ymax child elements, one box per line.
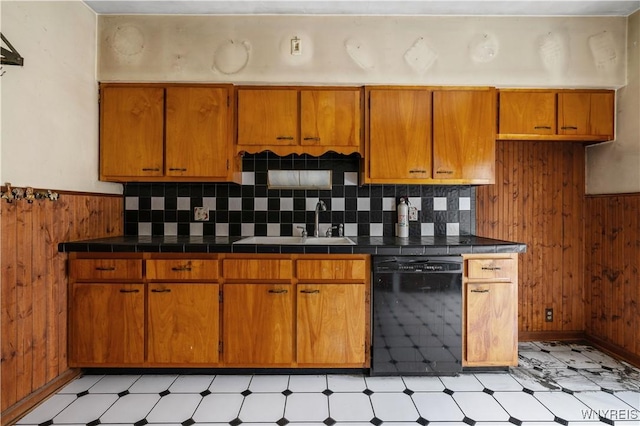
<box><xmin>123</xmin><ymin>153</ymin><xmax>475</xmax><ymax>237</ymax></box>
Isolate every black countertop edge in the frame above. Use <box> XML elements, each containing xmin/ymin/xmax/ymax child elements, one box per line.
<box><xmin>58</xmin><ymin>236</ymin><xmax>527</xmax><ymax>255</ymax></box>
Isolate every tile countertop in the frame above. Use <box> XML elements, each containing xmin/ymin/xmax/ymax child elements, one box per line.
<box><xmin>57</xmin><ymin>235</ymin><xmax>526</xmax><ymax>255</ymax></box>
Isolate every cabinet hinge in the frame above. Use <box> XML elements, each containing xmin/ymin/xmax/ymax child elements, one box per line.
<box><xmin>219</xmin><ymin>341</ymin><xmax>223</xmax><ymax>353</ymax></box>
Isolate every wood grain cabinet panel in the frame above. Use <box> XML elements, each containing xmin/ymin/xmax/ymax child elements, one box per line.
<box><xmin>70</xmin><ymin>259</ymin><xmax>143</xmax><ymax>281</ymax></box>
<box><xmin>165</xmin><ymin>87</ymin><xmax>231</xmax><ymax>179</ymax></box>
<box><xmin>433</xmin><ymin>89</ymin><xmax>496</xmax><ymax>182</ymax></box>
<box><xmin>296</xmin><ymin>259</ymin><xmax>366</xmax><ymax>280</ymax></box>
<box><xmin>100</xmin><ymin>86</ymin><xmax>164</xmax><ymax>178</ymax></box>
<box><xmin>300</xmin><ymin>89</ymin><xmax>361</xmax><ymax>147</ymax></box>
<box><xmin>146</xmin><ymin>259</ymin><xmax>219</xmax><ymax>281</ymax></box>
<box><xmin>69</xmin><ymin>283</ymin><xmax>144</xmax><ymax>366</ymax></box>
<box><xmin>498</xmin><ymin>91</ymin><xmax>556</xmax><ymax>135</ymax></box>
<box><xmin>147</xmin><ymin>283</ymin><xmax>219</xmax><ymax>364</ymax></box>
<box><xmin>297</xmin><ymin>283</ymin><xmax>366</xmax><ymax>365</ymax></box>
<box><xmin>223</xmin><ymin>284</ymin><xmax>293</xmax><ymax>366</ymax></box>
<box><xmin>466</xmin><ymin>258</ymin><xmax>515</xmax><ymax>281</ymax></box>
<box><xmin>237</xmin><ymin>89</ymin><xmax>299</xmax><ymax>146</ymax></box>
<box><xmin>366</xmin><ymin>88</ymin><xmax>432</xmax><ymax>181</ymax></box>
<box><xmin>223</xmin><ymin>258</ymin><xmax>293</xmax><ymax>280</ymax></box>
<box><xmin>558</xmin><ymin>92</ymin><xmax>614</xmax><ymax>138</ymax></box>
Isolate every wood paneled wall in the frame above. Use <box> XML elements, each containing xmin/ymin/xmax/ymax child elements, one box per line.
<box><xmin>585</xmin><ymin>194</ymin><xmax>640</xmax><ymax>358</ymax></box>
<box><xmin>1</xmin><ymin>192</ymin><xmax>122</xmax><ymax>421</ymax></box>
<box><xmin>477</xmin><ymin>141</ymin><xmax>586</xmax><ymax>333</ymax></box>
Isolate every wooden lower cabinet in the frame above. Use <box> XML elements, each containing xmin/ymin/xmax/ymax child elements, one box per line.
<box><xmin>147</xmin><ymin>283</ymin><xmax>220</xmax><ymax>365</ymax></box>
<box><xmin>69</xmin><ymin>283</ymin><xmax>144</xmax><ymax>367</ymax></box>
<box><xmin>223</xmin><ymin>283</ymin><xmax>293</xmax><ymax>366</ymax></box>
<box><xmin>297</xmin><ymin>283</ymin><xmax>366</xmax><ymax>366</ymax></box>
<box><xmin>463</xmin><ymin>253</ymin><xmax>518</xmax><ymax>367</ymax></box>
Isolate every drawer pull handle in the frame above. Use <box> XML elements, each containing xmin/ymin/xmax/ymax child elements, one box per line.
<box><xmin>276</xmin><ymin>136</ymin><xmax>294</xmax><ymax>140</ymax></box>
<box><xmin>471</xmin><ymin>289</ymin><xmax>489</xmax><ymax>293</ymax></box>
<box><xmin>534</xmin><ymin>126</ymin><xmax>551</xmax><ymax>130</ymax></box>
<box><xmin>151</xmin><ymin>289</ymin><xmax>172</xmax><ymax>293</ymax></box>
<box><xmin>268</xmin><ymin>289</ymin><xmax>288</xmax><ymax>294</ymax></box>
<box><xmin>141</xmin><ymin>168</ymin><xmax>160</xmax><ymax>172</ymax></box>
<box><xmin>436</xmin><ymin>170</ymin><xmax>454</xmax><ymax>174</ymax></box>
<box><xmin>119</xmin><ymin>289</ymin><xmax>140</xmax><ymax>293</ymax></box>
<box><xmin>481</xmin><ymin>266</ymin><xmax>501</xmax><ymax>271</ymax></box>
<box><xmin>168</xmin><ymin>168</ymin><xmax>188</xmax><ymax>172</ymax></box>
<box><xmin>303</xmin><ymin>137</ymin><xmax>321</xmax><ymax>141</ymax></box>
<box><xmin>409</xmin><ymin>169</ymin><xmax>427</xmax><ymax>174</ymax></box>
<box><xmin>561</xmin><ymin>126</ymin><xmax>578</xmax><ymax>130</ymax></box>
<box><xmin>95</xmin><ymin>266</ymin><xmax>116</xmax><ymax>271</ymax></box>
<box><xmin>171</xmin><ymin>266</ymin><xmax>192</xmax><ymax>272</ymax></box>
<box><xmin>300</xmin><ymin>289</ymin><xmax>320</xmax><ymax>294</ymax></box>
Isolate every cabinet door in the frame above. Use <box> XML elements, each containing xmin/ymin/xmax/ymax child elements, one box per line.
<box><xmin>300</xmin><ymin>89</ymin><xmax>361</xmax><ymax>147</ymax></box>
<box><xmin>166</xmin><ymin>87</ymin><xmax>230</xmax><ymax>178</ymax></box>
<box><xmin>223</xmin><ymin>284</ymin><xmax>293</xmax><ymax>365</ymax></box>
<box><xmin>297</xmin><ymin>284</ymin><xmax>366</xmax><ymax>365</ymax></box>
<box><xmin>498</xmin><ymin>91</ymin><xmax>556</xmax><ymax>135</ymax></box>
<box><xmin>558</xmin><ymin>92</ymin><xmax>614</xmax><ymax>138</ymax></box>
<box><xmin>100</xmin><ymin>87</ymin><xmax>164</xmax><ymax>178</ymax></box>
<box><xmin>147</xmin><ymin>283</ymin><xmax>219</xmax><ymax>364</ymax></box>
<box><xmin>237</xmin><ymin>89</ymin><xmax>298</xmax><ymax>145</ymax></box>
<box><xmin>69</xmin><ymin>283</ymin><xmax>144</xmax><ymax>366</ymax></box>
<box><xmin>368</xmin><ymin>89</ymin><xmax>432</xmax><ymax>180</ymax></box>
<box><xmin>465</xmin><ymin>282</ymin><xmax>517</xmax><ymax>366</ymax></box>
<box><xmin>433</xmin><ymin>90</ymin><xmax>496</xmax><ymax>181</ymax></box>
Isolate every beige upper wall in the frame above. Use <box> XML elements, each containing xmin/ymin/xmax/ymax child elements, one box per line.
<box><xmin>1</xmin><ymin>1</ymin><xmax>121</xmax><ymax>194</ymax></box>
<box><xmin>586</xmin><ymin>10</ymin><xmax>640</xmax><ymax>195</ymax></box>
<box><xmin>98</xmin><ymin>15</ymin><xmax>627</xmax><ymax>87</ymax></box>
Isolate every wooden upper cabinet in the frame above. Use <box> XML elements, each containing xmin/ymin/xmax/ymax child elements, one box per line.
<box><xmin>300</xmin><ymin>89</ymin><xmax>361</xmax><ymax>147</ymax></box>
<box><xmin>100</xmin><ymin>86</ymin><xmax>164</xmax><ymax>178</ymax></box>
<box><xmin>433</xmin><ymin>89</ymin><xmax>496</xmax><ymax>183</ymax></box>
<box><xmin>498</xmin><ymin>89</ymin><xmax>615</xmax><ymax>142</ymax></box>
<box><xmin>558</xmin><ymin>91</ymin><xmax>614</xmax><ymax>139</ymax></box>
<box><xmin>237</xmin><ymin>88</ymin><xmax>299</xmax><ymax>146</ymax></box>
<box><xmin>498</xmin><ymin>91</ymin><xmax>556</xmax><ymax>135</ymax></box>
<box><xmin>165</xmin><ymin>87</ymin><xmax>231</xmax><ymax>179</ymax></box>
<box><xmin>366</xmin><ymin>88</ymin><xmax>432</xmax><ymax>182</ymax></box>
<box><xmin>236</xmin><ymin>87</ymin><xmax>363</xmax><ymax>156</ymax></box>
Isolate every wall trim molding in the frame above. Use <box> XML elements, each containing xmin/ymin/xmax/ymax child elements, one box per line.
<box><xmin>519</xmin><ymin>331</ymin><xmax>587</xmax><ymax>342</ymax></box>
<box><xmin>587</xmin><ymin>334</ymin><xmax>640</xmax><ymax>369</ymax></box>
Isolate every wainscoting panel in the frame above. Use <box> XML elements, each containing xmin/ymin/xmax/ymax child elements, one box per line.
<box><xmin>477</xmin><ymin>141</ymin><xmax>586</xmax><ymax>333</ymax></box>
<box><xmin>1</xmin><ymin>192</ymin><xmax>122</xmax><ymax>420</ymax></box>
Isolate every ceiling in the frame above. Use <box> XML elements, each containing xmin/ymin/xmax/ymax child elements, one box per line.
<box><xmin>84</xmin><ymin>1</ymin><xmax>640</xmax><ymax>17</ymax></box>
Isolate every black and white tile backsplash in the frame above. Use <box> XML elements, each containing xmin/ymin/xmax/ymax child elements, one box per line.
<box><xmin>123</xmin><ymin>153</ymin><xmax>475</xmax><ymax>237</ymax></box>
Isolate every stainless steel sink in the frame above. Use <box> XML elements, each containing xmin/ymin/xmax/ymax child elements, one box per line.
<box><xmin>233</xmin><ymin>236</ymin><xmax>355</xmax><ymax>245</ymax></box>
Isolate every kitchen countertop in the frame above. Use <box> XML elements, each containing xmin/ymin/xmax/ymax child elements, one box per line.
<box><xmin>58</xmin><ymin>235</ymin><xmax>526</xmax><ymax>255</ymax></box>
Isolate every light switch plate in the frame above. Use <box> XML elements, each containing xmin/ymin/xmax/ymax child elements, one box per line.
<box><xmin>194</xmin><ymin>207</ymin><xmax>209</xmax><ymax>221</ymax></box>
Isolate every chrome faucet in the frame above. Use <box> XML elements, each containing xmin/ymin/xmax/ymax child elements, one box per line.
<box><xmin>314</xmin><ymin>200</ymin><xmax>327</xmax><ymax>237</ymax></box>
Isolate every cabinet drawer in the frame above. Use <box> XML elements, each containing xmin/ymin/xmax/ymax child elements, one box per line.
<box><xmin>70</xmin><ymin>259</ymin><xmax>143</xmax><ymax>281</ymax></box>
<box><xmin>223</xmin><ymin>259</ymin><xmax>293</xmax><ymax>280</ymax></box>
<box><xmin>467</xmin><ymin>259</ymin><xmax>514</xmax><ymax>280</ymax></box>
<box><xmin>146</xmin><ymin>259</ymin><xmax>219</xmax><ymax>281</ymax></box>
<box><xmin>297</xmin><ymin>259</ymin><xmax>366</xmax><ymax>280</ymax></box>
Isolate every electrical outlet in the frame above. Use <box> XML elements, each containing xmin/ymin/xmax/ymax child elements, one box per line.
<box><xmin>545</xmin><ymin>308</ymin><xmax>553</xmax><ymax>322</ymax></box>
<box><xmin>291</xmin><ymin>37</ymin><xmax>302</xmax><ymax>55</ymax></box>
<box><xmin>408</xmin><ymin>206</ymin><xmax>419</xmax><ymax>221</ymax></box>
<box><xmin>194</xmin><ymin>207</ymin><xmax>209</xmax><ymax>221</ymax></box>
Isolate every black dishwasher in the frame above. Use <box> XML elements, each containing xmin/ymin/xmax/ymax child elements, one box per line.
<box><xmin>371</xmin><ymin>256</ymin><xmax>463</xmax><ymax>376</ymax></box>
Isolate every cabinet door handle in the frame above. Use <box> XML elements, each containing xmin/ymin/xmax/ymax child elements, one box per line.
<box><xmin>561</xmin><ymin>126</ymin><xmax>578</xmax><ymax>130</ymax></box>
<box><xmin>95</xmin><ymin>266</ymin><xmax>116</xmax><ymax>271</ymax></box>
<box><xmin>409</xmin><ymin>169</ymin><xmax>427</xmax><ymax>174</ymax></box>
<box><xmin>168</xmin><ymin>168</ymin><xmax>188</xmax><ymax>172</ymax></box>
<box><xmin>300</xmin><ymin>289</ymin><xmax>320</xmax><ymax>294</ymax></box>
<box><xmin>481</xmin><ymin>266</ymin><xmax>501</xmax><ymax>271</ymax></box>
<box><xmin>470</xmin><ymin>289</ymin><xmax>489</xmax><ymax>293</ymax></box>
<box><xmin>171</xmin><ymin>266</ymin><xmax>192</xmax><ymax>272</ymax></box>
<box><xmin>533</xmin><ymin>126</ymin><xmax>552</xmax><ymax>130</ymax></box>
<box><xmin>276</xmin><ymin>136</ymin><xmax>294</xmax><ymax>140</ymax></box>
<box><xmin>303</xmin><ymin>137</ymin><xmax>321</xmax><ymax>141</ymax></box>
<box><xmin>268</xmin><ymin>289</ymin><xmax>288</xmax><ymax>294</ymax></box>
<box><xmin>436</xmin><ymin>170</ymin><xmax>454</xmax><ymax>175</ymax></box>
<box><xmin>119</xmin><ymin>289</ymin><xmax>140</xmax><ymax>293</ymax></box>
<box><xmin>141</xmin><ymin>168</ymin><xmax>160</xmax><ymax>171</ymax></box>
<box><xmin>151</xmin><ymin>288</ymin><xmax>172</xmax><ymax>293</ymax></box>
